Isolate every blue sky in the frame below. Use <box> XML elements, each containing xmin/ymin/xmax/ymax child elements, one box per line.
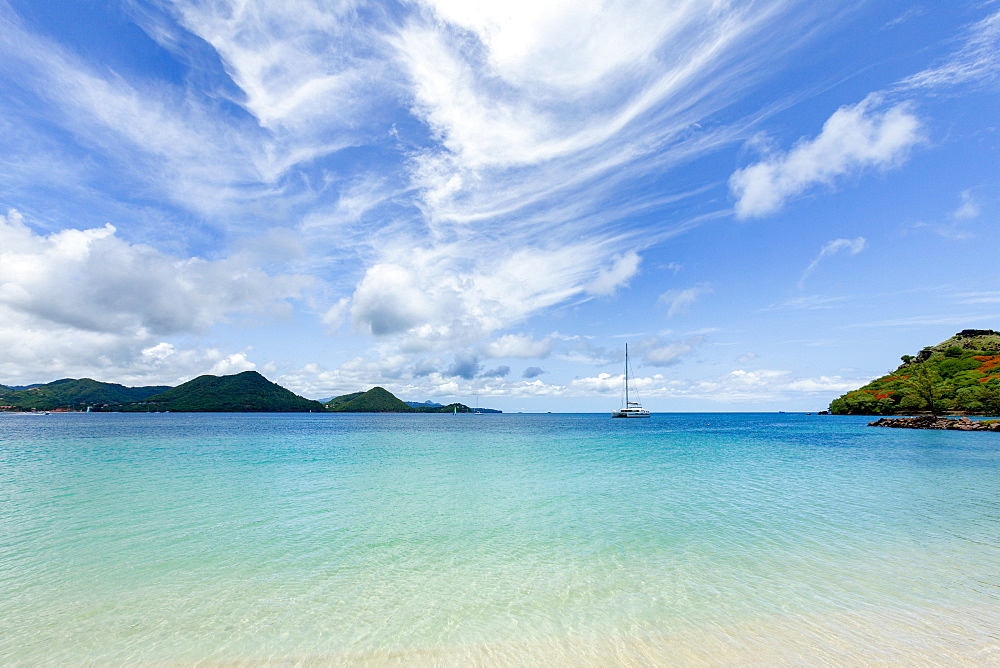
<box><xmin>0</xmin><ymin>0</ymin><xmax>997</xmax><ymax>412</ymax></box>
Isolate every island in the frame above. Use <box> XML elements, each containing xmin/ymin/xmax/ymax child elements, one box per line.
<box><xmin>325</xmin><ymin>386</ymin><xmax>498</xmax><ymax>413</ymax></box>
<box><xmin>828</xmin><ymin>329</ymin><xmax>1000</xmax><ymax>417</ymax></box>
<box><xmin>0</xmin><ymin>371</ymin><xmax>500</xmax><ymax>413</ymax></box>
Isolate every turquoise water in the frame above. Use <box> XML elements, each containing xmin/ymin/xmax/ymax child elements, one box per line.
<box><xmin>1</xmin><ymin>412</ymin><xmax>998</xmax><ymax>664</ymax></box>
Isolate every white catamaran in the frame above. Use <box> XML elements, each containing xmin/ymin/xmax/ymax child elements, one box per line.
<box><xmin>612</xmin><ymin>343</ymin><xmax>651</xmax><ymax>418</ymax></box>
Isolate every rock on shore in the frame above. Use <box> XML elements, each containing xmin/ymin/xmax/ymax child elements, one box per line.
<box><xmin>868</xmin><ymin>416</ymin><xmax>1000</xmax><ymax>431</ymax></box>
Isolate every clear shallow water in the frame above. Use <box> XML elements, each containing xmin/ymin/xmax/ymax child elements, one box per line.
<box><xmin>1</xmin><ymin>412</ymin><xmax>998</xmax><ymax>665</ymax></box>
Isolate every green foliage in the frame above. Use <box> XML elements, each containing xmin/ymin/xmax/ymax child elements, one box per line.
<box><xmin>1</xmin><ymin>373</ymin><xmax>499</xmax><ymax>414</ymax></box>
<box><xmin>0</xmin><ymin>378</ymin><xmax>170</xmax><ymax>410</ymax></box>
<box><xmin>120</xmin><ymin>371</ymin><xmax>324</xmax><ymax>412</ymax></box>
<box><xmin>325</xmin><ymin>391</ymin><xmax>365</xmax><ymax>409</ymax></box>
<box><xmin>829</xmin><ymin>330</ymin><xmax>1000</xmax><ymax>416</ymax></box>
<box><xmin>326</xmin><ymin>387</ymin><xmax>414</xmax><ymax>412</ymax></box>
<box><xmin>324</xmin><ymin>387</ymin><xmax>487</xmax><ymax>413</ymax></box>
<box><xmin>901</xmin><ymin>364</ymin><xmax>942</xmax><ymax>416</ymax></box>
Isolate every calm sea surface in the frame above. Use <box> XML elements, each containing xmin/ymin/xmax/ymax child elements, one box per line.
<box><xmin>1</xmin><ymin>412</ymin><xmax>998</xmax><ymax>665</ymax></box>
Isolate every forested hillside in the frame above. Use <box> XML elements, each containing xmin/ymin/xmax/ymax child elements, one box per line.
<box><xmin>829</xmin><ymin>330</ymin><xmax>1000</xmax><ymax>415</ymax></box>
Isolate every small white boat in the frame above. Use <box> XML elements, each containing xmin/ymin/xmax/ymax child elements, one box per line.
<box><xmin>612</xmin><ymin>343</ymin><xmax>650</xmax><ymax>418</ymax></box>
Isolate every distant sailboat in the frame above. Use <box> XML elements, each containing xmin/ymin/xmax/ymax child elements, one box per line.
<box><xmin>612</xmin><ymin>343</ymin><xmax>651</xmax><ymax>418</ymax></box>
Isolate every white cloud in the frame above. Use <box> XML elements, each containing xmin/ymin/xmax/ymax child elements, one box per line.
<box><xmin>658</xmin><ymin>284</ymin><xmax>713</xmax><ymax>317</ymax></box>
<box><xmin>767</xmin><ymin>295</ymin><xmax>853</xmax><ymax>311</ymax></box>
<box><xmin>0</xmin><ymin>210</ymin><xmax>307</xmax><ymax>384</ymax></box>
<box><xmin>587</xmin><ymin>251</ymin><xmax>641</xmax><ymax>296</ymax></box>
<box><xmin>567</xmin><ymin>366</ymin><xmax>866</xmax><ymax>404</ymax></box>
<box><xmin>729</xmin><ymin>96</ymin><xmax>923</xmax><ymax>218</ymax></box>
<box><xmin>642</xmin><ymin>341</ymin><xmax>698</xmax><ymax>367</ymax></box>
<box><xmin>952</xmin><ymin>190</ymin><xmax>980</xmax><ymax>220</ymax></box>
<box><xmin>321</xmin><ymin>297</ymin><xmax>351</xmax><ymax>332</ymax></box>
<box><xmin>570</xmin><ymin>372</ymin><xmax>629</xmax><ymax>394</ymax></box>
<box><xmin>350</xmin><ymin>263</ymin><xmax>444</xmax><ymax>337</ymax></box>
<box><xmin>163</xmin><ymin>0</ymin><xmax>379</xmax><ymax>132</ymax></box>
<box><xmin>785</xmin><ymin>376</ymin><xmax>859</xmax><ymax>393</ymax></box>
<box><xmin>0</xmin><ymin>210</ymin><xmax>310</xmax><ymax>336</ymax></box>
<box><xmin>446</xmin><ymin>351</ymin><xmax>481</xmax><ymax>379</ymax></box>
<box><xmin>346</xmin><ymin>239</ymin><xmax>638</xmax><ymax>350</ymax></box>
<box><xmin>482</xmin><ymin>334</ymin><xmax>552</xmax><ymax>359</ymax></box>
<box><xmin>623</xmin><ymin>334</ymin><xmax>705</xmax><ymax>367</ymax></box>
<box><xmin>899</xmin><ymin>11</ymin><xmax>1000</xmax><ymax>89</ymax></box>
<box><xmin>209</xmin><ymin>352</ymin><xmax>257</xmax><ymax>376</ymax></box>
<box><xmin>798</xmin><ymin>237</ymin><xmax>867</xmax><ymax>290</ymax></box>
<box><xmin>956</xmin><ymin>292</ymin><xmax>1000</xmax><ymax>305</ymax></box>
<box><xmin>1</xmin><ymin>0</ymin><xmax>843</xmax><ymax>375</ymax></box>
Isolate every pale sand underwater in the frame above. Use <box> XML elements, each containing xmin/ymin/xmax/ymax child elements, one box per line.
<box><xmin>2</xmin><ymin>412</ymin><xmax>998</xmax><ymax>664</ymax></box>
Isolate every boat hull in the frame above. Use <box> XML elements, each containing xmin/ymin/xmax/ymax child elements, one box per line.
<box><xmin>611</xmin><ymin>410</ymin><xmax>650</xmax><ymax>418</ymax></box>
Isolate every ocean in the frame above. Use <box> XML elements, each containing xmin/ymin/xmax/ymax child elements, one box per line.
<box><xmin>1</xmin><ymin>412</ymin><xmax>998</xmax><ymax>665</ymax></box>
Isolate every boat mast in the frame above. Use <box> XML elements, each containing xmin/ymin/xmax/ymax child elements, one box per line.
<box><xmin>625</xmin><ymin>343</ymin><xmax>629</xmax><ymax>407</ymax></box>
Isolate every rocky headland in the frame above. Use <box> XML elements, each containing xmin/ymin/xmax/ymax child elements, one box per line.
<box><xmin>868</xmin><ymin>416</ymin><xmax>1000</xmax><ymax>431</ymax></box>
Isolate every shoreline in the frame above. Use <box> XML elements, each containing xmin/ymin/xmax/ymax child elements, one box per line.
<box><xmin>869</xmin><ymin>415</ymin><xmax>1000</xmax><ymax>431</ymax></box>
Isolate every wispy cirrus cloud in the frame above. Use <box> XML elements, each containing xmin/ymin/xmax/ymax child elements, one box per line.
<box><xmin>0</xmin><ymin>0</ymin><xmax>840</xmax><ymax>362</ymax></box>
<box><xmin>659</xmin><ymin>284</ymin><xmax>713</xmax><ymax>317</ymax></box>
<box><xmin>955</xmin><ymin>292</ymin><xmax>1000</xmax><ymax>305</ymax></box>
<box><xmin>899</xmin><ymin>10</ymin><xmax>1000</xmax><ymax>89</ymax></box>
<box><xmin>798</xmin><ymin>237</ymin><xmax>867</xmax><ymax>290</ymax></box>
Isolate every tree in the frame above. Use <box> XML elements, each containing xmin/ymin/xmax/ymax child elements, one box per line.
<box><xmin>902</xmin><ymin>364</ymin><xmax>942</xmax><ymax>416</ymax></box>
<box><xmin>978</xmin><ymin>384</ymin><xmax>1000</xmax><ymax>417</ymax></box>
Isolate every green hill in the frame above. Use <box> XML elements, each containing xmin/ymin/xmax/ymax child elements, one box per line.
<box><xmin>326</xmin><ymin>386</ymin><xmax>415</xmax><ymax>412</ymax></box>
<box><xmin>325</xmin><ymin>391</ymin><xmax>366</xmax><ymax>410</ymax></box>
<box><xmin>325</xmin><ymin>386</ymin><xmax>489</xmax><ymax>413</ymax></box>
<box><xmin>829</xmin><ymin>330</ymin><xmax>1000</xmax><ymax>416</ymax></box>
<box><xmin>125</xmin><ymin>371</ymin><xmax>324</xmax><ymax>412</ymax></box>
<box><xmin>0</xmin><ymin>378</ymin><xmax>170</xmax><ymax>410</ymax></box>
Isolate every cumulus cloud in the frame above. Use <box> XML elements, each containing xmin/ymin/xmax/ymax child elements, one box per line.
<box><xmin>658</xmin><ymin>284</ymin><xmax>713</xmax><ymax>317</ymax></box>
<box><xmin>798</xmin><ymin>237</ymin><xmax>867</xmax><ymax>290</ymax></box>
<box><xmin>350</xmin><ymin>264</ymin><xmax>443</xmax><ymax>337</ymax></box>
<box><xmin>480</xmin><ymin>365</ymin><xmax>511</xmax><ymax>378</ymax></box>
<box><xmin>274</xmin><ymin>348</ymin><xmax>867</xmax><ymax>407</ymax></box>
<box><xmin>0</xmin><ymin>210</ymin><xmax>309</xmax><ymax>336</ymax></box>
<box><xmin>0</xmin><ymin>210</ymin><xmax>308</xmax><ymax>385</ymax></box>
<box><xmin>346</xmin><ymin>240</ymin><xmax>641</xmax><ymax>350</ymax></box>
<box><xmin>446</xmin><ymin>351</ymin><xmax>481</xmax><ymax>379</ymax></box>
<box><xmin>729</xmin><ymin>96</ymin><xmax>922</xmax><ymax>218</ymax></box>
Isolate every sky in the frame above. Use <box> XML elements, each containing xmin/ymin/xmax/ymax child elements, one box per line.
<box><xmin>0</xmin><ymin>0</ymin><xmax>997</xmax><ymax>412</ymax></box>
